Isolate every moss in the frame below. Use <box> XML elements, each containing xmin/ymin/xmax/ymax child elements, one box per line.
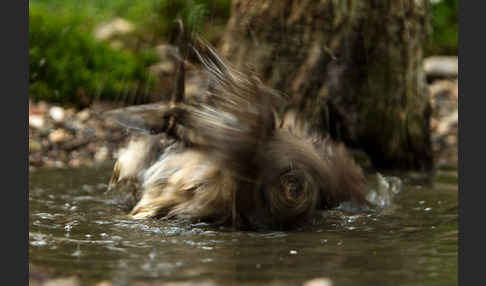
<box><xmin>29</xmin><ymin>6</ymin><xmax>159</xmax><ymax>107</ymax></box>
<box><xmin>29</xmin><ymin>0</ymin><xmax>232</xmax><ymax>106</ymax></box>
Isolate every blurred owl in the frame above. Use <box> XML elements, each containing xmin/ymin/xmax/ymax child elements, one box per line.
<box><xmin>105</xmin><ymin>32</ymin><xmax>369</xmax><ymax>230</ymax></box>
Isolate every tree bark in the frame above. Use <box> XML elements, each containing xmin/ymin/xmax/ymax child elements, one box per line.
<box><xmin>219</xmin><ymin>0</ymin><xmax>433</xmax><ymax>171</ymax></box>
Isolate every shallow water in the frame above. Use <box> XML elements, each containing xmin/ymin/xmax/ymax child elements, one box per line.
<box><xmin>29</xmin><ymin>162</ymin><xmax>458</xmax><ymax>286</ymax></box>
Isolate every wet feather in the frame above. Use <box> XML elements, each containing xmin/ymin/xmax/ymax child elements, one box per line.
<box><xmin>106</xmin><ymin>36</ymin><xmax>369</xmax><ymax>229</ymax></box>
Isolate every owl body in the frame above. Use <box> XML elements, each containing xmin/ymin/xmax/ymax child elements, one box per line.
<box><xmin>107</xmin><ymin>38</ymin><xmax>369</xmax><ymax>230</ymax></box>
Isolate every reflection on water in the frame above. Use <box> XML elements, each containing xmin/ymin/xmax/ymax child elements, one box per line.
<box><xmin>29</xmin><ymin>162</ymin><xmax>458</xmax><ymax>286</ymax></box>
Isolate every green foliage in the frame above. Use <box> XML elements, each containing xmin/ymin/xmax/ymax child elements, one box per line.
<box><xmin>29</xmin><ymin>6</ymin><xmax>158</xmax><ymax>107</ymax></box>
<box><xmin>119</xmin><ymin>0</ymin><xmax>230</xmax><ymax>42</ymax></box>
<box><xmin>427</xmin><ymin>0</ymin><xmax>458</xmax><ymax>55</ymax></box>
<box><xmin>29</xmin><ymin>0</ymin><xmax>231</xmax><ymax>106</ymax></box>
<box><xmin>30</xmin><ymin>0</ymin><xmax>230</xmax><ymax>40</ymax></box>
<box><xmin>131</xmin><ymin>0</ymin><xmax>208</xmax><ymax>39</ymax></box>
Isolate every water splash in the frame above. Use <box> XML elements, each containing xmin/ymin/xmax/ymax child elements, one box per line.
<box><xmin>362</xmin><ymin>173</ymin><xmax>402</xmax><ymax>210</ymax></box>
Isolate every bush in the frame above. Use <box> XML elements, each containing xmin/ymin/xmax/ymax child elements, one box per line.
<box><xmin>427</xmin><ymin>0</ymin><xmax>458</xmax><ymax>55</ymax></box>
<box><xmin>118</xmin><ymin>0</ymin><xmax>230</xmax><ymax>44</ymax></box>
<box><xmin>29</xmin><ymin>0</ymin><xmax>232</xmax><ymax>106</ymax></box>
<box><xmin>29</xmin><ymin>6</ymin><xmax>159</xmax><ymax>107</ymax></box>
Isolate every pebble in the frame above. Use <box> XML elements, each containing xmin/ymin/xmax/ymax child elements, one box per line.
<box><xmin>68</xmin><ymin>158</ymin><xmax>82</xmax><ymax>168</ymax></box>
<box><xmin>94</xmin><ymin>281</ymin><xmax>113</xmax><ymax>286</ymax></box>
<box><xmin>43</xmin><ymin>277</ymin><xmax>80</xmax><ymax>286</ymax></box>
<box><xmin>45</xmin><ymin>160</ymin><xmax>65</xmax><ymax>168</ymax></box>
<box><xmin>94</xmin><ymin>18</ymin><xmax>135</xmax><ymax>41</ymax></box>
<box><xmin>149</xmin><ymin>61</ymin><xmax>175</xmax><ymax>75</ymax></box>
<box><xmin>424</xmin><ymin>56</ymin><xmax>458</xmax><ymax>79</ymax></box>
<box><xmin>49</xmin><ymin>106</ymin><xmax>65</xmax><ymax>122</ymax></box>
<box><xmin>95</xmin><ymin>146</ymin><xmax>110</xmax><ymax>162</ymax></box>
<box><xmin>429</xmin><ymin>79</ymin><xmax>458</xmax><ymax>168</ymax></box>
<box><xmin>303</xmin><ymin>278</ymin><xmax>333</xmax><ymax>286</ymax></box>
<box><xmin>29</xmin><ymin>115</ymin><xmax>45</xmax><ymax>129</ymax></box>
<box><xmin>48</xmin><ymin>129</ymin><xmax>72</xmax><ymax>144</ymax></box>
<box><xmin>29</xmin><ymin>139</ymin><xmax>42</xmax><ymax>152</ymax></box>
<box><xmin>76</xmin><ymin>109</ymin><xmax>91</xmax><ymax>122</ymax></box>
<box><xmin>30</xmin><ymin>100</ymin><xmax>131</xmax><ymax>169</ymax></box>
<box><xmin>29</xmin><ymin>74</ymin><xmax>458</xmax><ymax>170</ymax></box>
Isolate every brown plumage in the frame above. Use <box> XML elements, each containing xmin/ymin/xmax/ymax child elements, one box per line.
<box><xmin>106</xmin><ymin>34</ymin><xmax>369</xmax><ymax>230</ymax></box>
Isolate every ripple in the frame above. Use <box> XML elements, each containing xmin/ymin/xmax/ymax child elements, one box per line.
<box><xmin>29</xmin><ymin>166</ymin><xmax>458</xmax><ymax>286</ymax></box>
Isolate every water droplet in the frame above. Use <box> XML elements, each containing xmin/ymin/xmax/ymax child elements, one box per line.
<box><xmin>149</xmin><ymin>252</ymin><xmax>156</xmax><ymax>260</ymax></box>
<box><xmin>31</xmin><ymin>240</ymin><xmax>47</xmax><ymax>247</ymax></box>
<box><xmin>72</xmin><ymin>245</ymin><xmax>82</xmax><ymax>257</ymax></box>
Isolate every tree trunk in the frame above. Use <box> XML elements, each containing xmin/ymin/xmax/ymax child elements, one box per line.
<box><xmin>219</xmin><ymin>0</ymin><xmax>433</xmax><ymax>171</ymax></box>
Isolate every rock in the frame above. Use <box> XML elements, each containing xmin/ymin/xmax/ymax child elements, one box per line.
<box><xmin>29</xmin><ymin>105</ymin><xmax>47</xmax><ymax>115</ymax></box>
<box><xmin>43</xmin><ymin>277</ymin><xmax>80</xmax><ymax>286</ymax></box>
<box><xmin>436</xmin><ymin>112</ymin><xmax>458</xmax><ymax>136</ymax></box>
<box><xmin>429</xmin><ymin>80</ymin><xmax>458</xmax><ymax>112</ymax></box>
<box><xmin>29</xmin><ymin>101</ymin><xmax>130</xmax><ymax>169</ymax></box>
<box><xmin>149</xmin><ymin>61</ymin><xmax>176</xmax><ymax>75</ymax></box>
<box><xmin>63</xmin><ymin>120</ymin><xmax>85</xmax><ymax>133</ymax></box>
<box><xmin>48</xmin><ymin>129</ymin><xmax>72</xmax><ymax>144</ymax></box>
<box><xmin>95</xmin><ymin>146</ymin><xmax>110</xmax><ymax>162</ymax></box>
<box><xmin>68</xmin><ymin>158</ymin><xmax>82</xmax><ymax>168</ymax></box>
<box><xmin>424</xmin><ymin>56</ymin><xmax>458</xmax><ymax>80</ymax></box>
<box><xmin>35</xmin><ymin>101</ymin><xmax>50</xmax><ymax>114</ymax></box>
<box><xmin>154</xmin><ymin>44</ymin><xmax>179</xmax><ymax>61</ymax></box>
<box><xmin>94</xmin><ymin>18</ymin><xmax>135</xmax><ymax>41</ymax></box>
<box><xmin>64</xmin><ymin>108</ymin><xmax>77</xmax><ymax>117</ymax></box>
<box><xmin>49</xmin><ymin>106</ymin><xmax>65</xmax><ymax>122</ymax></box>
<box><xmin>445</xmin><ymin>134</ymin><xmax>457</xmax><ymax>146</ymax></box>
<box><xmin>45</xmin><ymin>160</ymin><xmax>65</xmax><ymax>168</ymax></box>
<box><xmin>29</xmin><ymin>115</ymin><xmax>45</xmax><ymax>129</ymax></box>
<box><xmin>302</xmin><ymin>278</ymin><xmax>333</xmax><ymax>286</ymax></box>
<box><xmin>103</xmin><ymin>117</ymin><xmax>121</xmax><ymax>129</ymax></box>
<box><xmin>29</xmin><ymin>139</ymin><xmax>42</xmax><ymax>152</ymax></box>
<box><xmin>428</xmin><ymin>78</ymin><xmax>458</xmax><ymax>168</ymax></box>
<box><xmin>76</xmin><ymin>109</ymin><xmax>91</xmax><ymax>122</ymax></box>
<box><xmin>132</xmin><ymin>280</ymin><xmax>218</xmax><ymax>286</ymax></box>
<box><xmin>95</xmin><ymin>128</ymin><xmax>109</xmax><ymax>140</ymax></box>
<box><xmin>94</xmin><ymin>281</ymin><xmax>113</xmax><ymax>286</ymax></box>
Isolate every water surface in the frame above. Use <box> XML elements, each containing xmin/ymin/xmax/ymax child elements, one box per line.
<box><xmin>29</xmin><ymin>163</ymin><xmax>458</xmax><ymax>286</ymax></box>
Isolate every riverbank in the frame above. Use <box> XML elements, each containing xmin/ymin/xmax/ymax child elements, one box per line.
<box><xmin>29</xmin><ymin>58</ymin><xmax>458</xmax><ymax>172</ymax></box>
<box><xmin>29</xmin><ymin>101</ymin><xmax>130</xmax><ymax>171</ymax></box>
